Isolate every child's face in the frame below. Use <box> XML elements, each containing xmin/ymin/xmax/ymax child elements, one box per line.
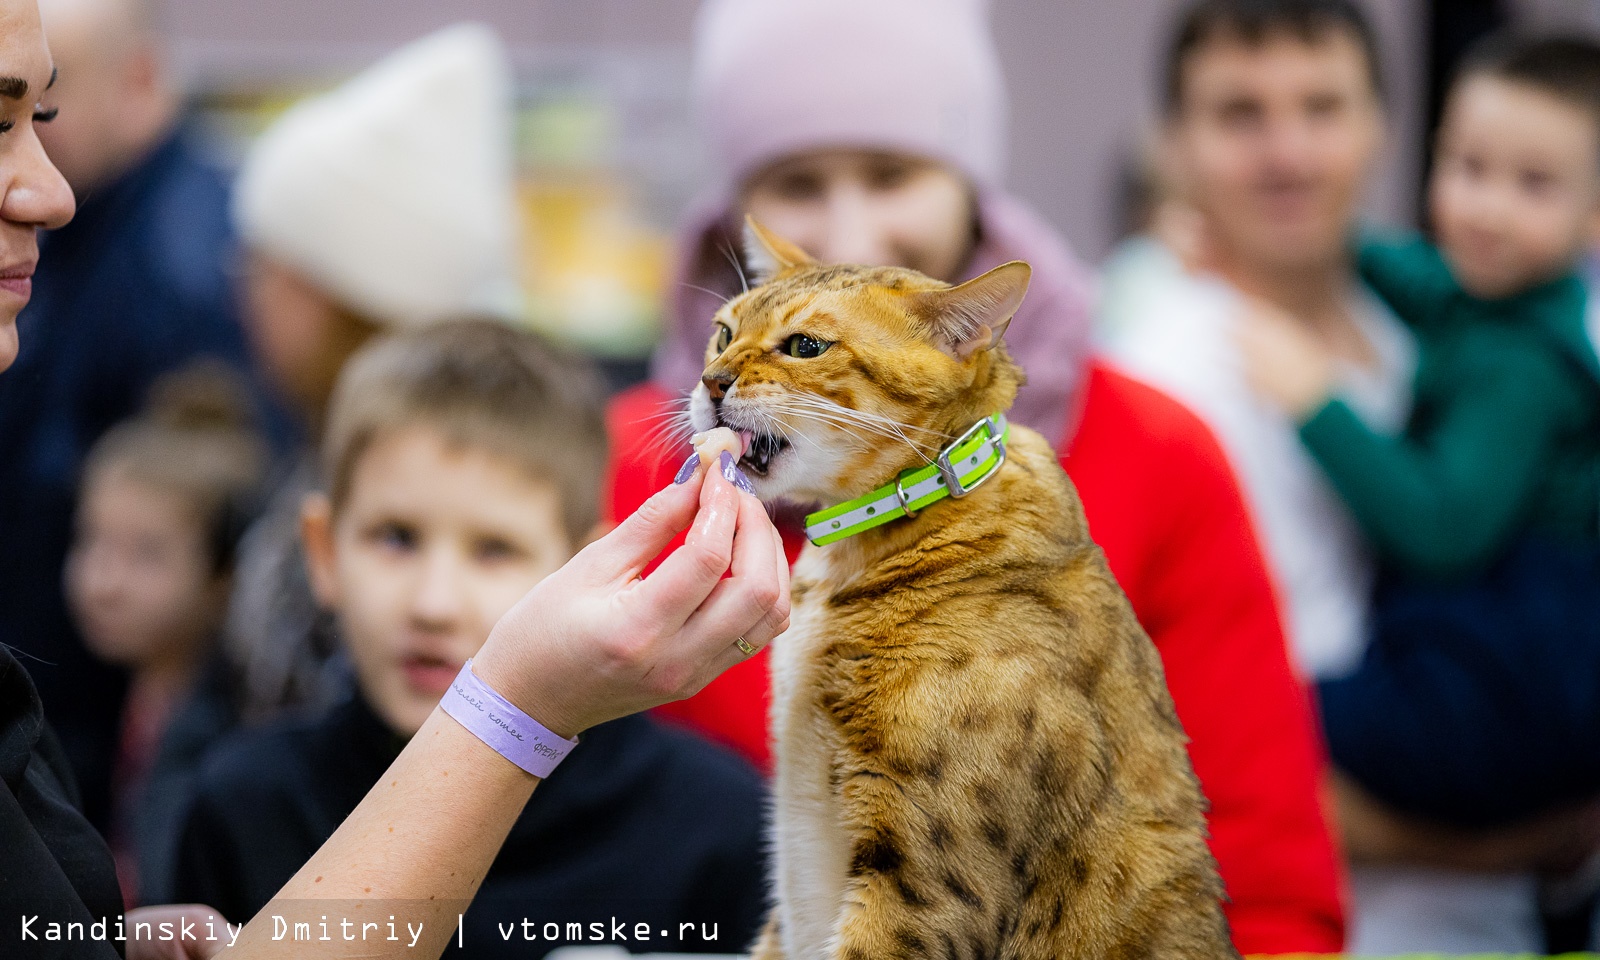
<box><xmin>1431</xmin><ymin>74</ymin><xmax>1600</xmax><ymax>299</ymax></box>
<box><xmin>65</xmin><ymin>468</ymin><xmax>226</xmax><ymax>672</ymax></box>
<box><xmin>302</xmin><ymin>425</ymin><xmax>575</xmax><ymax>737</ymax></box>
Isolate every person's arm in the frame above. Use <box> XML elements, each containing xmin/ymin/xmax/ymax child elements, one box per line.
<box><xmin>1352</xmin><ymin>230</ymin><xmax>1455</xmax><ymax>330</ymax></box>
<box><xmin>226</xmin><ymin>706</ymin><xmax>531</xmax><ymax>956</ymax></box>
<box><xmin>1238</xmin><ymin>303</ymin><xmax>1583</xmax><ymax>576</ymax></box>
<box><xmin>225</xmin><ymin>463</ymin><xmax>788</xmax><ymax>960</ymax></box>
<box><xmin>1333</xmin><ymin>772</ymin><xmax>1600</xmax><ymax>874</ymax></box>
<box><xmin>1297</xmin><ymin>340</ymin><xmax>1581</xmax><ymax>576</ymax></box>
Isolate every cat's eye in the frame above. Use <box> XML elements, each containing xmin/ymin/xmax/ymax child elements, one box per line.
<box><xmin>785</xmin><ymin>334</ymin><xmax>831</xmax><ymax>359</ymax></box>
<box><xmin>714</xmin><ymin>325</ymin><xmax>733</xmax><ymax>353</ymax></box>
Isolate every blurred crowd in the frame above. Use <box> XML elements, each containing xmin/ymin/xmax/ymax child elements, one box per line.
<box><xmin>4</xmin><ymin>0</ymin><xmax>1600</xmax><ymax>955</ymax></box>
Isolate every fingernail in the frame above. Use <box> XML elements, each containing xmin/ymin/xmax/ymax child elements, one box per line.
<box><xmin>719</xmin><ymin>450</ymin><xmax>756</xmax><ymax>495</ymax></box>
<box><xmin>673</xmin><ymin>452</ymin><xmax>700</xmax><ymax>484</ymax></box>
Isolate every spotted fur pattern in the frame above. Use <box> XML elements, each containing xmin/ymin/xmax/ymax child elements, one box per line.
<box><xmin>692</xmin><ymin>227</ymin><xmax>1237</xmax><ymax>960</ymax></box>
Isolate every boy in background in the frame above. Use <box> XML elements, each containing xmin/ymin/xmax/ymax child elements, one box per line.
<box><xmin>171</xmin><ymin>322</ymin><xmax>768</xmax><ymax>957</ymax></box>
<box><xmin>1241</xmin><ymin>34</ymin><xmax>1600</xmax><ymax>835</ymax></box>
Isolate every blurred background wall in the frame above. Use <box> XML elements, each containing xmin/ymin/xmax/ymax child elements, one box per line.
<box><xmin>153</xmin><ymin>0</ymin><xmax>1595</xmax><ymax>355</ymax></box>
<box><xmin>162</xmin><ymin>0</ymin><xmax>1427</xmax><ymax>260</ymax></box>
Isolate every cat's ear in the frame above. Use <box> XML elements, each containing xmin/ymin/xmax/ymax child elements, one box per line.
<box><xmin>743</xmin><ymin>215</ymin><xmax>815</xmax><ymax>282</ymax></box>
<box><xmin>912</xmin><ymin>261</ymin><xmax>1031</xmax><ymax>360</ymax></box>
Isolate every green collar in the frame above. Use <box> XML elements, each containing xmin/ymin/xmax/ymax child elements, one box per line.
<box><xmin>804</xmin><ymin>414</ymin><xmax>1011</xmax><ymax>546</ymax></box>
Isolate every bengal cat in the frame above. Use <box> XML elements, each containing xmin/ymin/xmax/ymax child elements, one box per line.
<box><xmin>688</xmin><ymin>219</ymin><xmax>1238</xmax><ymax>960</ymax></box>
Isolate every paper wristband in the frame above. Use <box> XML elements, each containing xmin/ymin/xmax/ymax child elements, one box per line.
<box><xmin>440</xmin><ymin>659</ymin><xmax>578</xmax><ymax>778</ymax></box>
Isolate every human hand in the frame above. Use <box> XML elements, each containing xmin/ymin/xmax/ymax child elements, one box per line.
<box><xmin>1333</xmin><ymin>772</ymin><xmax>1600</xmax><ymax>873</ymax></box>
<box><xmin>1233</xmin><ymin>297</ymin><xmax>1337</xmax><ymax>420</ymax></box>
<box><xmin>473</xmin><ymin>454</ymin><xmax>789</xmax><ymax>738</ymax></box>
<box><xmin>124</xmin><ymin>905</ymin><xmax>231</xmax><ymax>960</ymax></box>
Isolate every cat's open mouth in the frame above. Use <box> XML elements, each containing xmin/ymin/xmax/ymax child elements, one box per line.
<box><xmin>738</xmin><ymin>430</ymin><xmax>789</xmax><ymax>477</ymax></box>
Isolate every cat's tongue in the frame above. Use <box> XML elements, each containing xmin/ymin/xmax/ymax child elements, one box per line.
<box><xmin>736</xmin><ymin>430</ymin><xmax>754</xmax><ymax>459</ymax></box>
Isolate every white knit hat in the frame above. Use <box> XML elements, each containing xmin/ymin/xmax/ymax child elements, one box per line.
<box><xmin>234</xmin><ymin>23</ymin><xmax>525</xmax><ymax>329</ymax></box>
<box><xmin>692</xmin><ymin>0</ymin><xmax>1008</xmax><ymax>192</ymax></box>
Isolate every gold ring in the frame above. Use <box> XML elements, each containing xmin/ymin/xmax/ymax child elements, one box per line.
<box><xmin>734</xmin><ymin>636</ymin><xmax>757</xmax><ymax>657</ymax></box>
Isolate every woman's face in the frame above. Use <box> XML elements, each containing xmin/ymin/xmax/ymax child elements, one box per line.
<box><xmin>741</xmin><ymin>149</ymin><xmax>976</xmax><ymax>283</ymax></box>
<box><xmin>0</xmin><ymin>0</ymin><xmax>75</xmax><ymax>373</ymax></box>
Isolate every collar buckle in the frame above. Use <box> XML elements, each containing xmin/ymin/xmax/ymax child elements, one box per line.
<box><xmin>894</xmin><ymin>471</ymin><xmax>920</xmax><ymax>518</ymax></box>
<box><xmin>802</xmin><ymin>411</ymin><xmax>1010</xmax><ymax>547</ymax></box>
<box><xmin>934</xmin><ymin>415</ymin><xmax>1007</xmax><ymax>499</ymax></box>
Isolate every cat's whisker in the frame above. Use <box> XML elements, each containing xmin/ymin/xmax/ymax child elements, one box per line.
<box><xmin>635</xmin><ymin>400</ymin><xmax>700</xmax><ymax>454</ymax></box>
<box><xmin>781</xmin><ymin>394</ymin><xmax>951</xmax><ymax>440</ymax></box>
<box><xmin>633</xmin><ymin>395</ymin><xmax>693</xmax><ymax>418</ymax></box>
<box><xmin>763</xmin><ymin>406</ymin><xmax>890</xmax><ymax>457</ymax></box>
<box><xmin>680</xmin><ymin>281</ymin><xmax>732</xmax><ymax>306</ymax></box>
<box><xmin>761</xmin><ymin>412</ymin><xmax>823</xmax><ymax>453</ymax></box>
<box><xmin>630</xmin><ymin>412</ymin><xmax>688</xmax><ymax>451</ymax></box>
<box><xmin>764</xmin><ymin>398</ymin><xmax>938</xmax><ymax>466</ymax></box>
<box><xmin>764</xmin><ymin>403</ymin><xmax>919</xmax><ymax>445</ymax></box>
<box><xmin>633</xmin><ymin>409</ymin><xmax>694</xmax><ymax>424</ymax></box>
<box><xmin>814</xmin><ymin>415</ymin><xmax>941</xmax><ymax>466</ymax></box>
<box><xmin>637</xmin><ymin>422</ymin><xmax>694</xmax><ymax>456</ymax></box>
<box><xmin>775</xmin><ymin>397</ymin><xmax>949</xmax><ymax>450</ymax></box>
<box><xmin>716</xmin><ymin>240</ymin><xmax>750</xmax><ymax>294</ymax></box>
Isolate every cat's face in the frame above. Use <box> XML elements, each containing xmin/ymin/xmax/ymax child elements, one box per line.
<box><xmin>688</xmin><ymin>219</ymin><xmax>1029</xmax><ymax>506</ymax></box>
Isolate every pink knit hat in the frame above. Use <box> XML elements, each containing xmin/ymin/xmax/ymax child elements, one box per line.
<box><xmin>692</xmin><ymin>0</ymin><xmax>1009</xmax><ymax>191</ymax></box>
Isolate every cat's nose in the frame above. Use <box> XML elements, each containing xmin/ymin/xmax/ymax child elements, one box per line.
<box><xmin>702</xmin><ymin>372</ymin><xmax>734</xmax><ymax>403</ymax></box>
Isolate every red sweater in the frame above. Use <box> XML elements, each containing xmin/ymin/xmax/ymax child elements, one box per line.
<box><xmin>603</xmin><ymin>361</ymin><xmax>1346</xmax><ymax>953</ymax></box>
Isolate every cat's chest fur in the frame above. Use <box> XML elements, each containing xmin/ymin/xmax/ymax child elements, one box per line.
<box><xmin>767</xmin><ymin>547</ymin><xmax>853</xmax><ymax>960</ymax></box>
<box><xmin>756</xmin><ymin>429</ymin><xmax>1234</xmax><ymax>959</ymax></box>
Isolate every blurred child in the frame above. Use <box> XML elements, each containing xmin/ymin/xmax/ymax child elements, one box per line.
<box><xmin>1238</xmin><ymin>34</ymin><xmax>1600</xmax><ymax>829</ymax></box>
<box><xmin>64</xmin><ymin>363</ymin><xmax>267</xmax><ymax>905</ymax></box>
<box><xmin>170</xmin><ymin>322</ymin><xmax>767</xmax><ymax>957</ymax></box>
<box><xmin>225</xmin><ymin>23</ymin><xmax>527</xmax><ymax>723</ymax></box>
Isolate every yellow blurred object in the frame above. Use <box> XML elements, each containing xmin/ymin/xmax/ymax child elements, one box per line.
<box><xmin>518</xmin><ymin>175</ymin><xmax>668</xmax><ymax>359</ymax></box>
<box><xmin>198</xmin><ymin>81</ymin><xmax>679</xmax><ymax>360</ymax></box>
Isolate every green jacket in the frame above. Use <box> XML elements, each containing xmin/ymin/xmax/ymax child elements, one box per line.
<box><xmin>1298</xmin><ymin>232</ymin><xmax>1600</xmax><ymax>579</ymax></box>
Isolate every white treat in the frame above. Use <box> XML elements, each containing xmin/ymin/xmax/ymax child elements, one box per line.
<box><xmin>692</xmin><ymin>426</ymin><xmax>743</xmax><ymax>466</ymax></box>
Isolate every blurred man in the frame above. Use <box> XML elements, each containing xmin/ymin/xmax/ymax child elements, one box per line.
<box><xmin>1110</xmin><ymin>0</ymin><xmax>1581</xmax><ymax>952</ymax></box>
<box><xmin>0</xmin><ymin>0</ymin><xmax>260</xmax><ymax>834</ymax></box>
<box><xmin>1115</xmin><ymin>0</ymin><xmax>1403</xmax><ymax>689</ymax></box>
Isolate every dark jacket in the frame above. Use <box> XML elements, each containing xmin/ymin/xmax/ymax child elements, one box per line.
<box><xmin>0</xmin><ymin>126</ymin><xmax>267</xmax><ymax>831</ymax></box>
<box><xmin>172</xmin><ymin>688</ymin><xmax>770</xmax><ymax>957</ymax></box>
<box><xmin>0</xmin><ymin>646</ymin><xmax>124</xmax><ymax>958</ymax></box>
<box><xmin>130</xmin><ymin>655</ymin><xmax>241</xmax><ymax>907</ymax></box>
